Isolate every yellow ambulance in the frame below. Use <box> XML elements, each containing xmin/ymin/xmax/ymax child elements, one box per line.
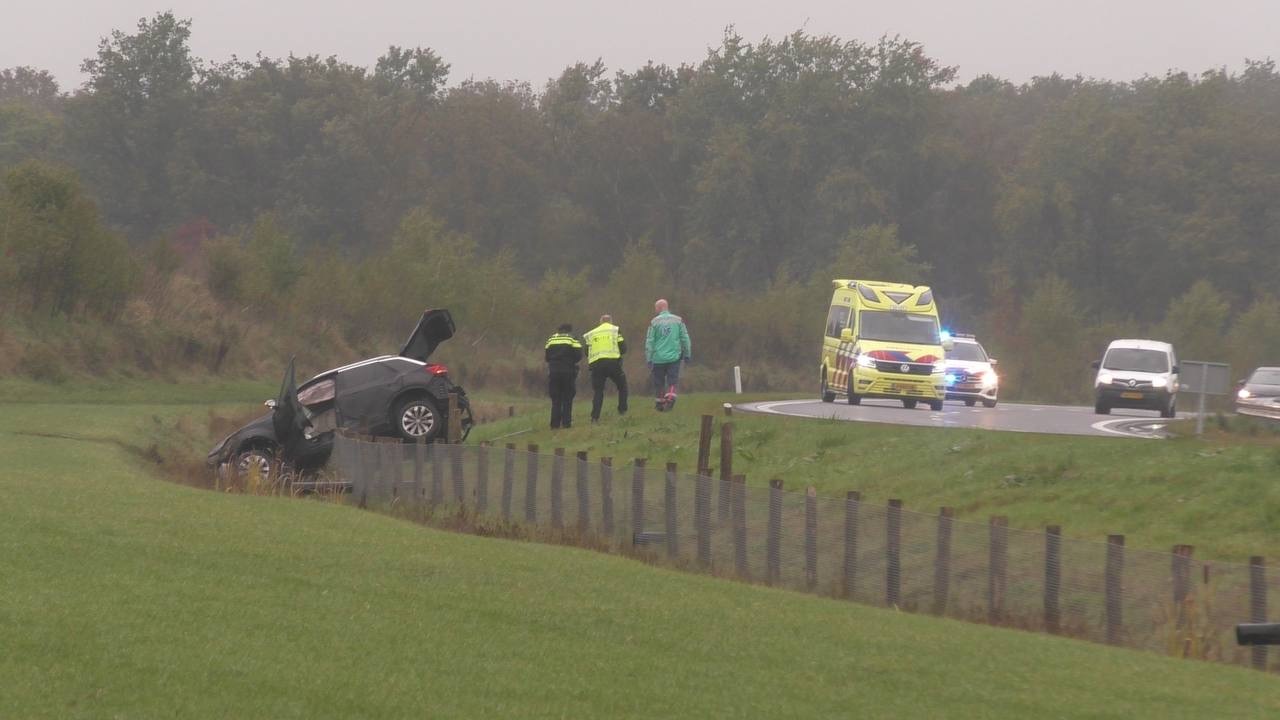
<box><xmin>819</xmin><ymin>279</ymin><xmax>949</xmax><ymax>411</ymax></box>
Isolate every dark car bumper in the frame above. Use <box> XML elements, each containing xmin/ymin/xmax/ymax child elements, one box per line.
<box><xmin>1097</xmin><ymin>387</ymin><xmax>1173</xmax><ymax>410</ymax></box>
<box><xmin>1236</xmin><ymin>398</ymin><xmax>1280</xmax><ymax>420</ymax></box>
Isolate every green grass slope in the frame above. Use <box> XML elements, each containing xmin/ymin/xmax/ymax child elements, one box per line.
<box><xmin>471</xmin><ymin>394</ymin><xmax>1280</xmax><ymax>561</ymax></box>
<box><xmin>1</xmin><ymin>400</ymin><xmax>1278</xmax><ymax>718</ymax></box>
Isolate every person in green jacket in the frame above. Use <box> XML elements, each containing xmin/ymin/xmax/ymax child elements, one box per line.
<box><xmin>645</xmin><ymin>299</ymin><xmax>691</xmax><ymax>411</ymax></box>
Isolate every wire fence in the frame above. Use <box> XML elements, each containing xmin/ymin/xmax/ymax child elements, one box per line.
<box><xmin>328</xmin><ymin>430</ymin><xmax>1275</xmax><ymax>672</ymax></box>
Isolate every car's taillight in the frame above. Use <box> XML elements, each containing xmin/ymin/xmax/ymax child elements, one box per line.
<box><xmin>425</xmin><ymin>363</ymin><xmax>449</xmax><ymax>376</ymax></box>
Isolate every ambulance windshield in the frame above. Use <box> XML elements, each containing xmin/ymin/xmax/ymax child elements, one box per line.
<box><xmin>859</xmin><ymin>311</ymin><xmax>940</xmax><ymax>345</ymax></box>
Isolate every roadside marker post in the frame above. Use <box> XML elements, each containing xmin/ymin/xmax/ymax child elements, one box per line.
<box><xmin>733</xmin><ymin>365</ymin><xmax>743</xmax><ymax>394</ymax></box>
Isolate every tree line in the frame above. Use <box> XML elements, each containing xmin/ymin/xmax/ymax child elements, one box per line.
<box><xmin>2</xmin><ymin>13</ymin><xmax>1278</xmax><ymax>399</ymax></box>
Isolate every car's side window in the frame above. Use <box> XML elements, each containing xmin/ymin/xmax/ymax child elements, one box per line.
<box><xmin>297</xmin><ymin>378</ymin><xmax>335</xmax><ymax>407</ymax></box>
<box><xmin>825</xmin><ymin>304</ymin><xmax>851</xmax><ymax>338</ymax></box>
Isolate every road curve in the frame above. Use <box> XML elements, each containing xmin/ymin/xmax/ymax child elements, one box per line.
<box><xmin>735</xmin><ymin>398</ymin><xmax>1183</xmax><ymax>439</ymax></box>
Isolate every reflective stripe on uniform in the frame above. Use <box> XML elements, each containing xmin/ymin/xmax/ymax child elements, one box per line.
<box><xmin>545</xmin><ymin>333</ymin><xmax>583</xmax><ymax>349</ymax></box>
<box><xmin>583</xmin><ymin>323</ymin><xmax>623</xmax><ymax>363</ymax></box>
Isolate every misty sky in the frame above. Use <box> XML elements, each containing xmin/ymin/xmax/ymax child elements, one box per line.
<box><xmin>3</xmin><ymin>1</ymin><xmax>1277</xmax><ymax>91</ymax></box>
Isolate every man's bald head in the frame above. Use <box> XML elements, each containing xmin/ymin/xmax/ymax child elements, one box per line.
<box><xmin>655</xmin><ymin>299</ymin><xmax>668</xmax><ymax>313</ymax></box>
<box><xmin>600</xmin><ymin>314</ymin><xmax>612</xmax><ymax>323</ymax></box>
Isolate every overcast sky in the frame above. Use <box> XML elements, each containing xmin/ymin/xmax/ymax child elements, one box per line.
<box><xmin>3</xmin><ymin>1</ymin><xmax>1276</xmax><ymax>91</ymax></box>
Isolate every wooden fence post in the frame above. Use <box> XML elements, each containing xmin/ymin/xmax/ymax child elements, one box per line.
<box><xmin>412</xmin><ymin>438</ymin><xmax>426</xmax><ymax>508</ymax></box>
<box><xmin>697</xmin><ymin>414</ymin><xmax>714</xmax><ymax>476</ymax></box>
<box><xmin>451</xmin><ymin>443</ymin><xmax>465</xmax><ymax>504</ymax></box>
<box><xmin>933</xmin><ymin>507</ymin><xmax>954</xmax><ymax>616</ymax></box>
<box><xmin>475</xmin><ymin>442</ymin><xmax>489</xmax><ymax>514</ymax></box>
<box><xmin>1172</xmin><ymin>544</ymin><xmax>1193</xmax><ymax>634</ymax></box>
<box><xmin>1250</xmin><ymin>556</ymin><xmax>1268</xmax><ymax>671</ymax></box>
<box><xmin>843</xmin><ymin>491</ymin><xmax>861</xmax><ymax>599</ymax></box>
<box><xmin>430</xmin><ymin>440</ymin><xmax>444</xmax><ymax>505</ymax></box>
<box><xmin>660</xmin><ymin>461</ymin><xmax>680</xmax><ymax>558</ymax></box>
<box><xmin>695</xmin><ymin>469</ymin><xmax>711</xmax><ymax>568</ymax></box>
<box><xmin>732</xmin><ymin>475</ymin><xmax>749</xmax><ymax>579</ymax></box>
<box><xmin>804</xmin><ymin>487</ymin><xmax>818</xmax><ymax>592</ymax></box>
<box><xmin>718</xmin><ymin>422</ymin><xmax>734</xmax><ymax>521</ymax></box>
<box><xmin>447</xmin><ymin>392</ymin><xmax>461</xmax><ymax>443</ymax></box>
<box><xmin>524</xmin><ymin>444</ymin><xmax>539</xmax><ymax>523</ymax></box>
<box><xmin>1105</xmin><ymin>534</ymin><xmax>1125</xmax><ymax>645</ymax></box>
<box><xmin>631</xmin><ymin>459</ymin><xmax>647</xmax><ymax>542</ymax></box>
<box><xmin>600</xmin><ymin>457</ymin><xmax>615</xmax><ymax>537</ymax></box>
<box><xmin>550</xmin><ymin>448</ymin><xmax>565</xmax><ymax>530</ymax></box>
<box><xmin>1045</xmin><ymin>525</ymin><xmax>1062</xmax><ymax>634</ymax></box>
<box><xmin>988</xmin><ymin>516</ymin><xmax>1009</xmax><ymax>624</ymax></box>
<box><xmin>575</xmin><ymin>451</ymin><xmax>590</xmax><ymax>533</ymax></box>
<box><xmin>766</xmin><ymin>479</ymin><xmax>783</xmax><ymax>586</ymax></box>
<box><xmin>664</xmin><ymin>462</ymin><xmax>679</xmax><ymax>558</ymax></box>
<box><xmin>887</xmin><ymin>499</ymin><xmax>902</xmax><ymax>607</ymax></box>
<box><xmin>501</xmin><ymin>443</ymin><xmax>515</xmax><ymax>520</ymax></box>
<box><xmin>353</xmin><ymin>435</ymin><xmax>368</xmax><ymax>507</ymax></box>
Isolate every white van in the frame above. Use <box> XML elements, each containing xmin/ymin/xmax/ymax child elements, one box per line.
<box><xmin>1091</xmin><ymin>339</ymin><xmax>1179</xmax><ymax>418</ymax></box>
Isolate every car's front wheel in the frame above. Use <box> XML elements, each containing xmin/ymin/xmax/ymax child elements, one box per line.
<box><xmin>395</xmin><ymin>396</ymin><xmax>441</xmax><ymax>441</ymax></box>
<box><xmin>964</xmin><ymin>399</ymin><xmax>976</xmax><ymax>407</ymax></box>
<box><xmin>233</xmin><ymin>446</ymin><xmax>276</xmax><ymax>481</ymax></box>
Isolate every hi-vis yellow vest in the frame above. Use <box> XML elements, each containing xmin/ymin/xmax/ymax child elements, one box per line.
<box><xmin>583</xmin><ymin>323</ymin><xmax>623</xmax><ymax>363</ymax></box>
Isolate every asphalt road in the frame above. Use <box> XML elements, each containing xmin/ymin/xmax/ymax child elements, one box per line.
<box><xmin>735</xmin><ymin>398</ymin><xmax>1184</xmax><ymax>439</ymax></box>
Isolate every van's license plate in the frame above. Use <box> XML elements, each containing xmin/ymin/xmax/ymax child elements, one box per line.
<box><xmin>1121</xmin><ymin>391</ymin><xmax>1143</xmax><ymax>399</ymax></box>
<box><xmin>891</xmin><ymin>383</ymin><xmax>912</xmax><ymax>393</ymax></box>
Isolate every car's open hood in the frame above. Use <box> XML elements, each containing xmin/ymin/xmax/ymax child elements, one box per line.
<box><xmin>399</xmin><ymin>308</ymin><xmax>456</xmax><ymax>362</ymax></box>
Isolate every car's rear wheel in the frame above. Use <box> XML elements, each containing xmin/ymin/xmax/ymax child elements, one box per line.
<box><xmin>395</xmin><ymin>396</ymin><xmax>441</xmax><ymax>441</ymax></box>
<box><xmin>963</xmin><ymin>399</ymin><xmax>976</xmax><ymax>407</ymax></box>
<box><xmin>902</xmin><ymin>399</ymin><xmax>917</xmax><ymax>409</ymax></box>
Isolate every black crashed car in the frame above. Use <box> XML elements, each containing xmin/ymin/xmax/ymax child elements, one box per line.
<box><xmin>1235</xmin><ymin>366</ymin><xmax>1280</xmax><ymax>420</ymax></box>
<box><xmin>207</xmin><ymin>308</ymin><xmax>473</xmax><ymax>478</ymax></box>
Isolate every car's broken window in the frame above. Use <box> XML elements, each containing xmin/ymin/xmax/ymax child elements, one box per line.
<box><xmin>297</xmin><ymin>378</ymin><xmax>335</xmax><ymax>407</ymax></box>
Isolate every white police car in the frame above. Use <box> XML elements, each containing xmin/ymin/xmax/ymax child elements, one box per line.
<box><xmin>943</xmin><ymin>334</ymin><xmax>999</xmax><ymax>408</ymax></box>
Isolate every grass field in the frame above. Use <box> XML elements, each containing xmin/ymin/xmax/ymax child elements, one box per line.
<box><xmin>2</xmin><ymin>397</ymin><xmax>1279</xmax><ymax>718</ymax></box>
<box><xmin>469</xmin><ymin>394</ymin><xmax>1280</xmax><ymax>562</ymax></box>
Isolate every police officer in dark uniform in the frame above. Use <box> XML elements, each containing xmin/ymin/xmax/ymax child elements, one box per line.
<box><xmin>544</xmin><ymin>323</ymin><xmax>583</xmax><ymax>429</ymax></box>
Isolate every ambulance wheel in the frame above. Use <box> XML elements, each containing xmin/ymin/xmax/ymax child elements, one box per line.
<box><xmin>928</xmin><ymin>400</ymin><xmax>944</xmax><ymax>412</ymax></box>
<box><xmin>821</xmin><ymin>372</ymin><xmax>835</xmax><ymax>403</ymax></box>
<box><xmin>846</xmin><ymin>376</ymin><xmax>861</xmax><ymax>405</ymax></box>
<box><xmin>901</xmin><ymin>399</ymin><xmax>917</xmax><ymax>409</ymax></box>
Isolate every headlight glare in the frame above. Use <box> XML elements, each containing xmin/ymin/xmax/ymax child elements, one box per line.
<box><xmin>1098</xmin><ymin>373</ymin><xmax>1114</xmax><ymax>385</ymax></box>
<box><xmin>856</xmin><ymin>354</ymin><xmax>876</xmax><ymax>369</ymax></box>
<box><xmin>1238</xmin><ymin>389</ymin><xmax>1251</xmax><ymax>400</ymax></box>
<box><xmin>982</xmin><ymin>372</ymin><xmax>999</xmax><ymax>388</ymax></box>
<box><xmin>1151</xmin><ymin>377</ymin><xmax>1168</xmax><ymax>388</ymax></box>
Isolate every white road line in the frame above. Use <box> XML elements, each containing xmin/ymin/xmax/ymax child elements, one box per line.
<box><xmin>1089</xmin><ymin>418</ymin><xmax>1163</xmax><ymax>439</ymax></box>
